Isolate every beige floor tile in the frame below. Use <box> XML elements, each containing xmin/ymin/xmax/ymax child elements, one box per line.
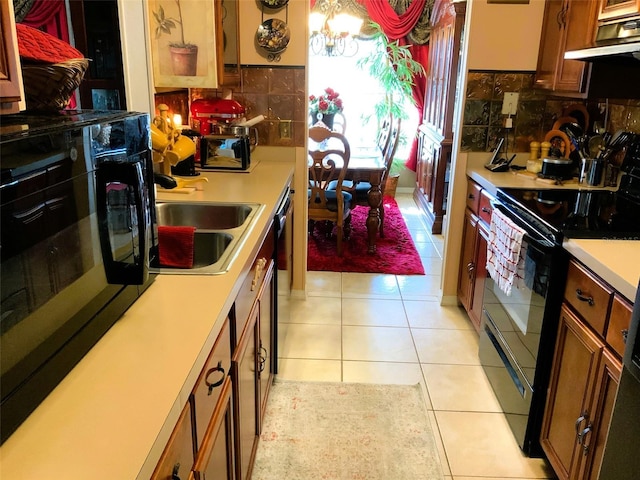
<box><xmin>422</xmin><ymin>364</ymin><xmax>502</xmax><ymax>412</ymax></box>
<box><xmin>420</xmin><ymin>256</ymin><xmax>444</xmax><ymax>276</ymax></box>
<box><xmin>435</xmin><ymin>411</ymin><xmax>555</xmax><ymax>478</ymax></box>
<box><xmin>397</xmin><ymin>274</ymin><xmax>442</xmax><ymax>299</ymax></box>
<box><xmin>405</xmin><ymin>301</ymin><xmax>474</xmax><ymax>330</ymax></box>
<box><xmin>408</xmin><ymin>228</ymin><xmax>432</xmax><ymax>244</ymax></box>
<box><xmin>286</xmin><ymin>296</ymin><xmax>342</xmax><ymax>325</ymax></box>
<box><xmin>342</xmin><ymin>361</ymin><xmax>425</xmax><ymax>388</ymax></box>
<box><xmin>412</xmin><ymin>329</ymin><xmax>480</xmax><ymax>365</ymax></box>
<box><xmin>341</xmin><ymin>298</ymin><xmax>408</xmax><ymax>327</ymax></box>
<box><xmin>428</xmin><ymin>409</ymin><xmax>452</xmax><ymax>477</ymax></box>
<box><xmin>341</xmin><ymin>272</ymin><xmax>401</xmax><ymax>298</ymax></box>
<box><xmin>278</xmin><ymin>323</ymin><xmax>342</xmax><ymax>360</ymax></box>
<box><xmin>414</xmin><ymin>241</ymin><xmax>442</xmax><ymax>258</ymax></box>
<box><xmin>275</xmin><ymin>359</ymin><xmax>342</xmax><ymax>382</ymax></box>
<box><xmin>305</xmin><ymin>271</ymin><xmax>342</xmax><ymax>297</ymax></box>
<box><xmin>342</xmin><ymin>325</ymin><xmax>419</xmax><ymax>362</ymax></box>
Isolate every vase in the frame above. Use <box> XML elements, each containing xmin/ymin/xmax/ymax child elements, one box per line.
<box><xmin>170</xmin><ymin>45</ymin><xmax>198</xmax><ymax>76</ymax></box>
<box><xmin>312</xmin><ymin>111</ymin><xmax>335</xmax><ymax>130</ymax></box>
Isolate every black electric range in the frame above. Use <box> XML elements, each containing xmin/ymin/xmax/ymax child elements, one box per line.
<box><xmin>496</xmin><ymin>136</ymin><xmax>640</xmax><ymax>244</ymax></box>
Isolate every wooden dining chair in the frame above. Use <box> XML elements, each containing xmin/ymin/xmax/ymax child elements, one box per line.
<box><xmin>332</xmin><ymin>112</ymin><xmax>347</xmax><ymax>134</ymax></box>
<box><xmin>339</xmin><ymin>116</ymin><xmax>401</xmax><ymax>237</ymax></box>
<box><xmin>307</xmin><ymin>124</ymin><xmax>352</xmax><ymax>256</ymax></box>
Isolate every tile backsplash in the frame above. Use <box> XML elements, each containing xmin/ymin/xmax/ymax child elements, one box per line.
<box><xmin>155</xmin><ymin>66</ymin><xmax>307</xmax><ymax>148</ymax></box>
<box><xmin>461</xmin><ymin>71</ymin><xmax>640</xmax><ymax>158</ymax></box>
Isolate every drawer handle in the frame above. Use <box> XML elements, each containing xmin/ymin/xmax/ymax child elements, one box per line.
<box><xmin>205</xmin><ymin>361</ymin><xmax>225</xmax><ymax>395</ymax></box>
<box><xmin>258</xmin><ymin>346</ymin><xmax>268</xmax><ymax>373</ymax></box>
<box><xmin>172</xmin><ymin>463</ymin><xmax>183</xmax><ymax>480</ymax></box>
<box><xmin>575</xmin><ymin>289</ymin><xmax>594</xmax><ymax>306</ymax></box>
<box><xmin>468</xmin><ymin>193</ymin><xmax>475</xmax><ymax>200</ymax></box>
<box><xmin>251</xmin><ymin>258</ymin><xmax>267</xmax><ymax>291</ymax></box>
<box><xmin>575</xmin><ymin>413</ymin><xmax>588</xmax><ymax>439</ymax></box>
<box><xmin>580</xmin><ymin>425</ymin><xmax>593</xmax><ymax>454</ymax></box>
<box><xmin>481</xmin><ymin>207</ymin><xmax>491</xmax><ymax>213</ymax></box>
<box><xmin>622</xmin><ymin>329</ymin><xmax>629</xmax><ymax>343</ymax></box>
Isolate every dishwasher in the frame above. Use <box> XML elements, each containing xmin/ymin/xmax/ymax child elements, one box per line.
<box><xmin>273</xmin><ymin>186</ymin><xmax>293</xmax><ymax>374</ymax></box>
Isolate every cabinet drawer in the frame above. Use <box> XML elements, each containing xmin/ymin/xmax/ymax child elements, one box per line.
<box><xmin>191</xmin><ymin>316</ymin><xmax>232</xmax><ymax>451</ymax></box>
<box><xmin>150</xmin><ymin>402</ymin><xmax>194</xmax><ymax>480</ymax></box>
<box><xmin>564</xmin><ymin>260</ymin><xmax>613</xmax><ymax>336</ymax></box>
<box><xmin>606</xmin><ymin>294</ymin><xmax>633</xmax><ymax>358</ymax></box>
<box><xmin>478</xmin><ymin>189</ymin><xmax>494</xmax><ymax>226</ymax></box>
<box><xmin>234</xmin><ymin>226</ymin><xmax>274</xmax><ymax>343</ymax></box>
<box><xmin>465</xmin><ymin>179</ymin><xmax>481</xmax><ymax>215</ymax></box>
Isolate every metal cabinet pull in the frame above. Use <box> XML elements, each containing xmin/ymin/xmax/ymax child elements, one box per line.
<box><xmin>580</xmin><ymin>425</ymin><xmax>593</xmax><ymax>453</ymax></box>
<box><xmin>481</xmin><ymin>207</ymin><xmax>491</xmax><ymax>213</ymax></box>
<box><xmin>622</xmin><ymin>329</ymin><xmax>629</xmax><ymax>343</ymax></box>
<box><xmin>575</xmin><ymin>413</ymin><xmax>587</xmax><ymax>439</ymax></box>
<box><xmin>172</xmin><ymin>463</ymin><xmax>182</xmax><ymax>480</ymax></box>
<box><xmin>575</xmin><ymin>288</ymin><xmax>594</xmax><ymax>306</ymax></box>
<box><xmin>468</xmin><ymin>193</ymin><xmax>475</xmax><ymax>200</ymax></box>
<box><xmin>205</xmin><ymin>361</ymin><xmax>225</xmax><ymax>395</ymax></box>
<box><xmin>251</xmin><ymin>258</ymin><xmax>267</xmax><ymax>291</ymax></box>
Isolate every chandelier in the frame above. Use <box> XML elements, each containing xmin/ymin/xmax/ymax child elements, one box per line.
<box><xmin>309</xmin><ymin>0</ymin><xmax>363</xmax><ymax>57</ymax></box>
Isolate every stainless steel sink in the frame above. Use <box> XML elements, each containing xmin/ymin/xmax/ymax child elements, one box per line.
<box><xmin>153</xmin><ymin>202</ymin><xmax>264</xmax><ymax>275</ymax></box>
<box><xmin>156</xmin><ymin>203</ymin><xmax>254</xmax><ymax>230</ymax></box>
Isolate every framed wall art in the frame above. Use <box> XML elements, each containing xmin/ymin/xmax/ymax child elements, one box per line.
<box><xmin>148</xmin><ymin>0</ymin><xmax>218</xmax><ymax>88</ymax></box>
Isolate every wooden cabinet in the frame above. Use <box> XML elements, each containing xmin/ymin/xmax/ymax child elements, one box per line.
<box><xmin>597</xmin><ymin>0</ymin><xmax>640</xmax><ymax>20</ymax></box>
<box><xmin>458</xmin><ymin>180</ymin><xmax>492</xmax><ymax>332</ymax></box>
<box><xmin>414</xmin><ymin>0</ymin><xmax>466</xmax><ymax>234</ymax></box>
<box><xmin>152</xmin><ymin>220</ymin><xmax>276</xmax><ymax>480</ymax></box>
<box><xmin>535</xmin><ymin>0</ymin><xmax>598</xmax><ymax>95</ymax></box>
<box><xmin>1</xmin><ymin>0</ymin><xmax>24</xmax><ymax>114</ymax></box>
<box><xmin>151</xmin><ymin>402</ymin><xmax>195</xmax><ymax>480</ymax></box>
<box><xmin>541</xmin><ymin>259</ymin><xmax>633</xmax><ymax>480</ymax></box>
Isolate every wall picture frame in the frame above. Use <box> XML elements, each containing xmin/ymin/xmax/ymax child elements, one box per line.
<box><xmin>148</xmin><ymin>0</ymin><xmax>218</xmax><ymax>88</ymax></box>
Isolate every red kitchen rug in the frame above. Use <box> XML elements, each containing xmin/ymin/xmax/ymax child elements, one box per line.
<box><xmin>307</xmin><ymin>196</ymin><xmax>425</xmax><ymax>275</ymax></box>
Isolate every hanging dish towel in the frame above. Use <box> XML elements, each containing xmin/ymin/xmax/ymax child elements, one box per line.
<box><xmin>486</xmin><ymin>209</ymin><xmax>527</xmax><ymax>296</ymax></box>
<box><xmin>158</xmin><ymin>225</ymin><xmax>196</xmax><ymax>268</ymax></box>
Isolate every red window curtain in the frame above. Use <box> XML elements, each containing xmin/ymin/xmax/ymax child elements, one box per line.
<box><xmin>20</xmin><ymin>0</ymin><xmax>70</xmax><ymax>44</ymax></box>
<box><xmin>20</xmin><ymin>0</ymin><xmax>77</xmax><ymax>109</ymax></box>
<box><xmin>308</xmin><ymin>0</ymin><xmax>430</xmax><ymax>170</ymax></box>
<box><xmin>357</xmin><ymin>0</ymin><xmax>429</xmax><ymax>171</ymax></box>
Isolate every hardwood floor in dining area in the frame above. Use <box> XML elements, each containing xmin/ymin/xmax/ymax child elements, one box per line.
<box><xmin>276</xmin><ymin>192</ymin><xmax>557</xmax><ymax>480</ymax></box>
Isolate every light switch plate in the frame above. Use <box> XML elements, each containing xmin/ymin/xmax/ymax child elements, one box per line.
<box><xmin>501</xmin><ymin>92</ymin><xmax>519</xmax><ymax>115</ymax></box>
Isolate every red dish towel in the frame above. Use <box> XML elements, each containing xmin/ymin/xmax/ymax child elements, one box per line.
<box><xmin>158</xmin><ymin>226</ymin><xmax>196</xmax><ymax>268</ymax></box>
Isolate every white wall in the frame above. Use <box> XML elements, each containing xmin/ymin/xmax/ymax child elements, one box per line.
<box><xmin>467</xmin><ymin>0</ymin><xmax>545</xmax><ymax>71</ymax></box>
<box><xmin>118</xmin><ymin>0</ymin><xmax>154</xmax><ymax>114</ymax></box>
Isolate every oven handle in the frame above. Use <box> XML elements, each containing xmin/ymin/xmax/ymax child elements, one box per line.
<box><xmin>490</xmin><ymin>201</ymin><xmax>556</xmax><ymax>251</ymax></box>
<box><xmin>274</xmin><ymin>189</ymin><xmax>292</xmax><ymax>236</ymax></box>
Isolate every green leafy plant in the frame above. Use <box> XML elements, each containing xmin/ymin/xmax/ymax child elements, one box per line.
<box><xmin>357</xmin><ymin>22</ymin><xmax>424</xmax><ymax>123</ymax></box>
<box><xmin>153</xmin><ymin>1</ymin><xmax>196</xmax><ymax>49</ymax></box>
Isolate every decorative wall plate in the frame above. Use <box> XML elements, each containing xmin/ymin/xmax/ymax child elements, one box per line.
<box><xmin>260</xmin><ymin>0</ymin><xmax>289</xmax><ymax>8</ymax></box>
<box><xmin>256</xmin><ymin>18</ymin><xmax>290</xmax><ymax>53</ymax></box>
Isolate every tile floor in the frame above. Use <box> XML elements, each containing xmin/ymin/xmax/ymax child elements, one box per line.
<box><xmin>276</xmin><ymin>193</ymin><xmax>557</xmax><ymax>480</ymax></box>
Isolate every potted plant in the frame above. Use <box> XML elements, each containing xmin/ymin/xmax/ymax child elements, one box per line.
<box><xmin>153</xmin><ymin>0</ymin><xmax>198</xmax><ymax>76</ymax></box>
<box><xmin>309</xmin><ymin>87</ymin><xmax>343</xmax><ymax>130</ymax></box>
<box><xmin>357</xmin><ymin>22</ymin><xmax>424</xmax><ymax>125</ymax></box>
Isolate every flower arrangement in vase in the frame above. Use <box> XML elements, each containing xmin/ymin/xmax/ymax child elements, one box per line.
<box><xmin>309</xmin><ymin>87</ymin><xmax>343</xmax><ymax>129</ymax></box>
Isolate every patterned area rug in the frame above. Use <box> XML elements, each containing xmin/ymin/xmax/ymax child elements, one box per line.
<box><xmin>307</xmin><ymin>196</ymin><xmax>425</xmax><ymax>275</ymax></box>
<box><xmin>252</xmin><ymin>381</ymin><xmax>445</xmax><ymax>480</ymax></box>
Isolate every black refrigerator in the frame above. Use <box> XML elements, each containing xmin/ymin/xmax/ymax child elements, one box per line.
<box><xmin>598</xmin><ymin>281</ymin><xmax>640</xmax><ymax>479</ymax></box>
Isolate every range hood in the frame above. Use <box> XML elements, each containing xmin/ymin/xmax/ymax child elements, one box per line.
<box><xmin>565</xmin><ymin>18</ymin><xmax>640</xmax><ymax>63</ymax></box>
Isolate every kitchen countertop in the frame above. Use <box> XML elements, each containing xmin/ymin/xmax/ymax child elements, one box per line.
<box><xmin>467</xmin><ymin>167</ymin><xmax>640</xmax><ymax>301</ymax></box>
<box><xmin>0</xmin><ymin>161</ymin><xmax>294</xmax><ymax>480</ymax></box>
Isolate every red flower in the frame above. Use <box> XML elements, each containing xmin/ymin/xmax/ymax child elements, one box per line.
<box><xmin>309</xmin><ymin>87</ymin><xmax>343</xmax><ymax>114</ymax></box>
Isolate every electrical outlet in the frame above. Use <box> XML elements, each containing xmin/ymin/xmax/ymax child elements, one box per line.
<box><xmin>501</xmin><ymin>92</ymin><xmax>519</xmax><ymax>116</ymax></box>
<box><xmin>279</xmin><ymin>120</ymin><xmax>292</xmax><ymax>139</ymax></box>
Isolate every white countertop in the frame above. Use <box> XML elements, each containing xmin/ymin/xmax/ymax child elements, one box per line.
<box><xmin>0</xmin><ymin>161</ymin><xmax>294</xmax><ymax>480</ymax></box>
<box><xmin>467</xmin><ymin>167</ymin><xmax>640</xmax><ymax>302</ymax></box>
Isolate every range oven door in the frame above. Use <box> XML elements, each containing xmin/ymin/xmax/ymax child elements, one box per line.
<box><xmin>479</xmin><ymin>206</ymin><xmax>567</xmax><ymax>457</ymax></box>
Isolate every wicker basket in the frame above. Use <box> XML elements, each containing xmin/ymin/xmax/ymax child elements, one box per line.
<box><xmin>21</xmin><ymin>58</ymin><xmax>89</xmax><ymax>111</ymax></box>
<box><xmin>383</xmin><ymin>174</ymin><xmax>400</xmax><ymax>198</ymax></box>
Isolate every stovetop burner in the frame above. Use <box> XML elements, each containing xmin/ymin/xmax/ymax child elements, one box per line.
<box><xmin>497</xmin><ymin>188</ymin><xmax>640</xmax><ymax>241</ymax></box>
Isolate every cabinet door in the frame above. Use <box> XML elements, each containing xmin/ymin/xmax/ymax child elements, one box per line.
<box><xmin>232</xmin><ymin>305</ymin><xmax>259</xmax><ymax>480</ymax></box>
<box><xmin>469</xmin><ymin>223</ymin><xmax>488</xmax><ymax>332</ymax></box>
<box><xmin>579</xmin><ymin>348</ymin><xmax>621</xmax><ymax>480</ymax></box>
<box><xmin>0</xmin><ymin>0</ymin><xmax>24</xmax><ymax>114</ymax></box>
<box><xmin>535</xmin><ymin>0</ymin><xmax>567</xmax><ymax>90</ymax></box>
<box><xmin>540</xmin><ymin>305</ymin><xmax>604</xmax><ymax>480</ymax></box>
<box><xmin>151</xmin><ymin>402</ymin><xmax>195</xmax><ymax>480</ymax></box>
<box><xmin>193</xmin><ymin>377</ymin><xmax>236</xmax><ymax>480</ymax></box>
<box><xmin>597</xmin><ymin>0</ymin><xmax>640</xmax><ymax>20</ymax></box>
<box><xmin>458</xmin><ymin>208</ymin><xmax>478</xmax><ymax>315</ymax></box>
<box><xmin>257</xmin><ymin>262</ymin><xmax>274</xmax><ymax>430</ymax></box>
